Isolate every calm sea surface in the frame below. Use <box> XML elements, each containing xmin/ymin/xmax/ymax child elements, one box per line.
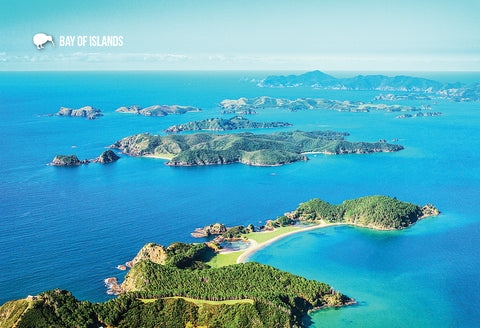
<box><xmin>0</xmin><ymin>71</ymin><xmax>479</xmax><ymax>327</ymax></box>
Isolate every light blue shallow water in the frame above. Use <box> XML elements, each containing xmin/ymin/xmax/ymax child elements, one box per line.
<box><xmin>0</xmin><ymin>71</ymin><xmax>479</xmax><ymax>327</ymax></box>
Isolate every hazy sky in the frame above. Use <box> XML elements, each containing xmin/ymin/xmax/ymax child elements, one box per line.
<box><xmin>1</xmin><ymin>0</ymin><xmax>479</xmax><ymax>70</ymax></box>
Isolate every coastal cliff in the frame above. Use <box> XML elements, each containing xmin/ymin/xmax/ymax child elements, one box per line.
<box><xmin>110</xmin><ymin>130</ymin><xmax>404</xmax><ymax>167</ymax></box>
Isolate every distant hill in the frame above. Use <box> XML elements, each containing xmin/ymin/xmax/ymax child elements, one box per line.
<box><xmin>220</xmin><ymin>96</ymin><xmax>419</xmax><ymax>114</ymax></box>
<box><xmin>257</xmin><ymin>70</ymin><xmax>480</xmax><ymax>101</ymax></box>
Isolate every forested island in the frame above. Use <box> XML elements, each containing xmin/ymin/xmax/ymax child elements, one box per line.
<box><xmin>257</xmin><ymin>70</ymin><xmax>480</xmax><ymax>102</ymax></box>
<box><xmin>116</xmin><ymin>104</ymin><xmax>201</xmax><ymax>116</ymax></box>
<box><xmin>277</xmin><ymin>195</ymin><xmax>439</xmax><ymax>230</ymax></box>
<box><xmin>219</xmin><ymin>96</ymin><xmax>419</xmax><ymax>115</ymax></box>
<box><xmin>165</xmin><ymin>116</ymin><xmax>292</xmax><ymax>133</ymax></box>
<box><xmin>110</xmin><ymin>130</ymin><xmax>404</xmax><ymax>167</ymax></box>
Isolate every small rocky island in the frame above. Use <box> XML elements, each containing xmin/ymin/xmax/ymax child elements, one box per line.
<box><xmin>220</xmin><ymin>96</ymin><xmax>419</xmax><ymax>115</ymax></box>
<box><xmin>49</xmin><ymin>150</ymin><xmax>120</xmax><ymax>166</ymax></box>
<box><xmin>54</xmin><ymin>106</ymin><xmax>103</xmax><ymax>119</ymax></box>
<box><xmin>116</xmin><ymin>104</ymin><xmax>201</xmax><ymax>116</ymax></box>
<box><xmin>165</xmin><ymin>116</ymin><xmax>292</xmax><ymax>133</ymax></box>
<box><xmin>110</xmin><ymin>130</ymin><xmax>404</xmax><ymax>167</ymax></box>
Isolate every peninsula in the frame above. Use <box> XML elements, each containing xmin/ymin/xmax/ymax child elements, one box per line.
<box><xmin>0</xmin><ymin>195</ymin><xmax>438</xmax><ymax>327</ymax></box>
<box><xmin>220</xmin><ymin>96</ymin><xmax>419</xmax><ymax>115</ymax></box>
<box><xmin>116</xmin><ymin>104</ymin><xmax>201</xmax><ymax>116</ymax></box>
<box><xmin>54</xmin><ymin>106</ymin><xmax>103</xmax><ymax>119</ymax></box>
<box><xmin>0</xmin><ymin>243</ymin><xmax>351</xmax><ymax>328</ymax></box>
<box><xmin>203</xmin><ymin>196</ymin><xmax>440</xmax><ymax>267</ymax></box>
<box><xmin>110</xmin><ymin>130</ymin><xmax>404</xmax><ymax>167</ymax></box>
<box><xmin>165</xmin><ymin>116</ymin><xmax>292</xmax><ymax>133</ymax></box>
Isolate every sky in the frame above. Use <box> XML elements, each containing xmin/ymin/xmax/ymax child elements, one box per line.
<box><xmin>0</xmin><ymin>0</ymin><xmax>479</xmax><ymax>71</ymax></box>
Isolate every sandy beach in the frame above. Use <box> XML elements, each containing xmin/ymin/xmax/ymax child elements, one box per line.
<box><xmin>236</xmin><ymin>222</ymin><xmax>352</xmax><ymax>264</ymax></box>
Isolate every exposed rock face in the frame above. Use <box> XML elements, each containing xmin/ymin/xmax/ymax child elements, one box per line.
<box><xmin>94</xmin><ymin>150</ymin><xmax>120</xmax><ymax>163</ymax></box>
<box><xmin>125</xmin><ymin>243</ymin><xmax>167</xmax><ymax>268</ymax></box>
<box><xmin>49</xmin><ymin>155</ymin><xmax>85</xmax><ymax>166</ymax></box>
<box><xmin>422</xmin><ymin>204</ymin><xmax>440</xmax><ymax>217</ymax></box>
<box><xmin>55</xmin><ymin>106</ymin><xmax>103</xmax><ymax>119</ymax></box>
<box><xmin>116</xmin><ymin>104</ymin><xmax>201</xmax><ymax>116</ymax></box>
<box><xmin>191</xmin><ymin>223</ymin><xmax>227</xmax><ymax>238</ymax></box>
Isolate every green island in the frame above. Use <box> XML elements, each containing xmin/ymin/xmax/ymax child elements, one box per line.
<box><xmin>219</xmin><ymin>96</ymin><xmax>419</xmax><ymax>115</ymax></box>
<box><xmin>0</xmin><ymin>195</ymin><xmax>439</xmax><ymax>328</ymax></box>
<box><xmin>165</xmin><ymin>116</ymin><xmax>292</xmax><ymax>133</ymax></box>
<box><xmin>110</xmin><ymin>130</ymin><xmax>403</xmax><ymax>167</ymax></box>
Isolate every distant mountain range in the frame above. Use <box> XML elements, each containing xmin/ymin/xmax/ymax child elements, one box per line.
<box><xmin>257</xmin><ymin>70</ymin><xmax>480</xmax><ymax>101</ymax></box>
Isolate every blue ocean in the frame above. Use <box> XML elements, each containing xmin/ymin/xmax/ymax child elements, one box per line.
<box><xmin>1</xmin><ymin>71</ymin><xmax>479</xmax><ymax>327</ymax></box>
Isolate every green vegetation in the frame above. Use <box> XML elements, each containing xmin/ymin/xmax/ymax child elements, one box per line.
<box><xmin>292</xmin><ymin>195</ymin><xmax>431</xmax><ymax>229</ymax></box>
<box><xmin>206</xmin><ymin>252</ymin><xmax>242</xmax><ymax>268</ymax></box>
<box><xmin>2</xmin><ymin>260</ymin><xmax>349</xmax><ymax>328</ymax></box>
<box><xmin>111</xmin><ymin>130</ymin><xmax>404</xmax><ymax>167</ymax></box>
<box><xmin>165</xmin><ymin>116</ymin><xmax>292</xmax><ymax>133</ymax></box>
<box><xmin>0</xmin><ymin>299</ymin><xmax>29</xmax><ymax>328</ymax></box>
<box><xmin>121</xmin><ymin>260</ymin><xmax>348</xmax><ymax>324</ymax></box>
<box><xmin>165</xmin><ymin>242</ymin><xmax>214</xmax><ymax>269</ymax></box>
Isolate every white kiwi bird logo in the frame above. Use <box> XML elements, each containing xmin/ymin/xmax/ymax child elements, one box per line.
<box><xmin>33</xmin><ymin>33</ymin><xmax>55</xmax><ymax>49</ymax></box>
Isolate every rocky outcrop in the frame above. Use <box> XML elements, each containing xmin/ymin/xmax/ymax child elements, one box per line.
<box><xmin>55</xmin><ymin>106</ymin><xmax>103</xmax><ymax>119</ymax></box>
<box><xmin>421</xmin><ymin>204</ymin><xmax>440</xmax><ymax>217</ymax></box>
<box><xmin>125</xmin><ymin>243</ymin><xmax>168</xmax><ymax>268</ymax></box>
<box><xmin>191</xmin><ymin>223</ymin><xmax>227</xmax><ymax>238</ymax></box>
<box><xmin>116</xmin><ymin>104</ymin><xmax>201</xmax><ymax>116</ymax></box>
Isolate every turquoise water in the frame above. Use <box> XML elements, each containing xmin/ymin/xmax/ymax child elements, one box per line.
<box><xmin>0</xmin><ymin>71</ymin><xmax>479</xmax><ymax>326</ymax></box>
